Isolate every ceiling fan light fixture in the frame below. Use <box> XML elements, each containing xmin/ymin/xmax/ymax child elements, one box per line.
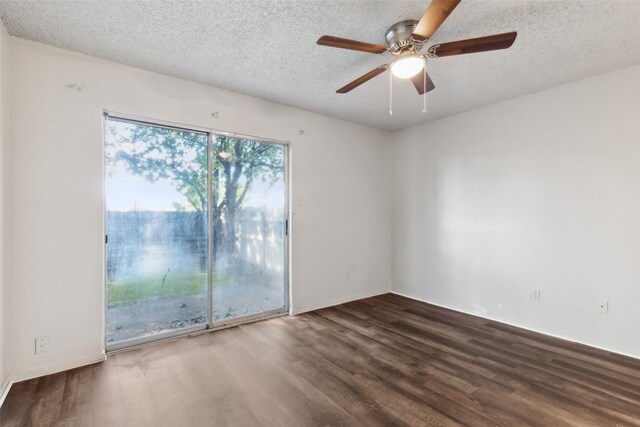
<box><xmin>390</xmin><ymin>55</ymin><xmax>425</xmax><ymax>79</ymax></box>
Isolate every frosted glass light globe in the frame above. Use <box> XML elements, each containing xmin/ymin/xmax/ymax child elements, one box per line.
<box><xmin>391</xmin><ymin>56</ymin><xmax>425</xmax><ymax>79</ymax></box>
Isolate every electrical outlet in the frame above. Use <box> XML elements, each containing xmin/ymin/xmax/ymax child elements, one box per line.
<box><xmin>346</xmin><ymin>270</ymin><xmax>351</xmax><ymax>280</ymax></box>
<box><xmin>598</xmin><ymin>301</ymin><xmax>609</xmax><ymax>314</ymax></box>
<box><xmin>530</xmin><ymin>290</ymin><xmax>540</xmax><ymax>302</ymax></box>
<box><xmin>35</xmin><ymin>336</ymin><xmax>50</xmax><ymax>354</ymax></box>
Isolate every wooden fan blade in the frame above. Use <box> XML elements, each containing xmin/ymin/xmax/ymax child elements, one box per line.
<box><xmin>431</xmin><ymin>32</ymin><xmax>517</xmax><ymax>57</ymax></box>
<box><xmin>337</xmin><ymin>65</ymin><xmax>389</xmax><ymax>94</ymax></box>
<box><xmin>317</xmin><ymin>35</ymin><xmax>387</xmax><ymax>54</ymax></box>
<box><xmin>411</xmin><ymin>70</ymin><xmax>436</xmax><ymax>95</ymax></box>
<box><xmin>412</xmin><ymin>0</ymin><xmax>461</xmax><ymax>41</ymax></box>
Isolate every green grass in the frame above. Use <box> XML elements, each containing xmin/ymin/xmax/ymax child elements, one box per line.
<box><xmin>107</xmin><ymin>272</ymin><xmax>231</xmax><ymax>306</ymax></box>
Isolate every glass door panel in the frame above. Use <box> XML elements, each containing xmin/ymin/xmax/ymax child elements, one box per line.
<box><xmin>105</xmin><ymin>118</ymin><xmax>209</xmax><ymax>348</ymax></box>
<box><xmin>211</xmin><ymin>136</ymin><xmax>287</xmax><ymax>323</ymax></box>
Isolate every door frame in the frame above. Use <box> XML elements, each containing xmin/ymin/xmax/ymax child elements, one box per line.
<box><xmin>103</xmin><ymin>110</ymin><xmax>290</xmax><ymax>353</ymax></box>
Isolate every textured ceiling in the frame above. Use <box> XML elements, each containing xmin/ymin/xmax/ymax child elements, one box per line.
<box><xmin>1</xmin><ymin>0</ymin><xmax>640</xmax><ymax>131</ymax></box>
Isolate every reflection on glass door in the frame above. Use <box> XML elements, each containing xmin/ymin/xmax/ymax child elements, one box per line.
<box><xmin>211</xmin><ymin>136</ymin><xmax>287</xmax><ymax>324</ymax></box>
<box><xmin>105</xmin><ymin>118</ymin><xmax>209</xmax><ymax>348</ymax></box>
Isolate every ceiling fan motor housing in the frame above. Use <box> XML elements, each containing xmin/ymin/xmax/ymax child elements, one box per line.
<box><xmin>385</xmin><ymin>20</ymin><xmax>421</xmax><ymax>54</ymax></box>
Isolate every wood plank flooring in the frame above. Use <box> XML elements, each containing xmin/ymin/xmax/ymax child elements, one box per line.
<box><xmin>2</xmin><ymin>293</ymin><xmax>640</xmax><ymax>426</ymax></box>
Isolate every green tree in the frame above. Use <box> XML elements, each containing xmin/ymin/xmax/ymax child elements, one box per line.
<box><xmin>108</xmin><ymin>122</ymin><xmax>283</xmax><ymax>266</ymax></box>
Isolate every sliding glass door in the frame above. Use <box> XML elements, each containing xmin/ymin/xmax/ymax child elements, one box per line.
<box><xmin>105</xmin><ymin>119</ymin><xmax>209</xmax><ymax>348</ymax></box>
<box><xmin>211</xmin><ymin>136</ymin><xmax>287</xmax><ymax>325</ymax></box>
<box><xmin>105</xmin><ymin>115</ymin><xmax>288</xmax><ymax>350</ymax></box>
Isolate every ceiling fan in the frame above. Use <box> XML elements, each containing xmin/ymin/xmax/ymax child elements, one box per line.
<box><xmin>317</xmin><ymin>0</ymin><xmax>517</xmax><ymax>95</ymax></box>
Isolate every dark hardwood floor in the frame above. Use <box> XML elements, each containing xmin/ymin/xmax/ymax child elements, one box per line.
<box><xmin>2</xmin><ymin>293</ymin><xmax>640</xmax><ymax>426</ymax></box>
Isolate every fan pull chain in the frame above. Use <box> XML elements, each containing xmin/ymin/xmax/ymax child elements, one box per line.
<box><xmin>422</xmin><ymin>60</ymin><xmax>427</xmax><ymax>114</ymax></box>
<box><xmin>389</xmin><ymin>71</ymin><xmax>393</xmax><ymax>116</ymax></box>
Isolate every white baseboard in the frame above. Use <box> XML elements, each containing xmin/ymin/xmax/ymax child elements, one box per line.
<box><xmin>0</xmin><ymin>377</ymin><xmax>12</xmax><ymax>408</ymax></box>
<box><xmin>391</xmin><ymin>291</ymin><xmax>640</xmax><ymax>361</ymax></box>
<box><xmin>9</xmin><ymin>351</ymin><xmax>107</xmax><ymax>384</ymax></box>
<box><xmin>291</xmin><ymin>288</ymin><xmax>388</xmax><ymax>315</ymax></box>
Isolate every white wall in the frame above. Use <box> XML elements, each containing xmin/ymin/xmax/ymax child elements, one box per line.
<box><xmin>392</xmin><ymin>64</ymin><xmax>640</xmax><ymax>359</ymax></box>
<box><xmin>6</xmin><ymin>39</ymin><xmax>391</xmax><ymax>380</ymax></box>
<box><xmin>0</xmin><ymin>20</ymin><xmax>10</xmax><ymax>399</ymax></box>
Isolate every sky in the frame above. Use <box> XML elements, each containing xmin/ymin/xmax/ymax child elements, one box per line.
<box><xmin>106</xmin><ymin>169</ymin><xmax>285</xmax><ymax>211</ymax></box>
